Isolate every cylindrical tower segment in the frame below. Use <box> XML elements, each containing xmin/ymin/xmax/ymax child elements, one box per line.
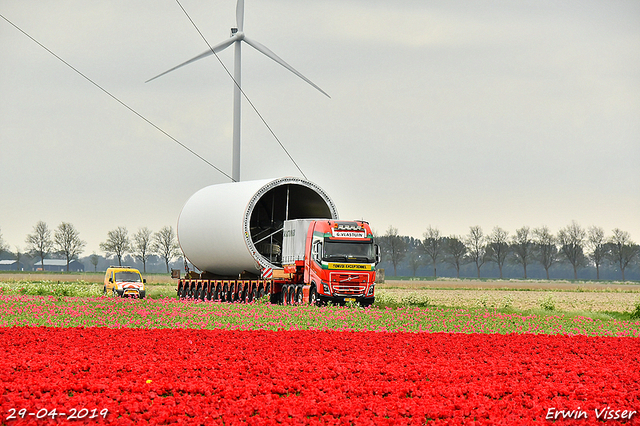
<box><xmin>177</xmin><ymin>177</ymin><xmax>338</xmax><ymax>276</ymax></box>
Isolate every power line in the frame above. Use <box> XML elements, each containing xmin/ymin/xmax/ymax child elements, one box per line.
<box><xmin>173</xmin><ymin>0</ymin><xmax>308</xmax><ymax>180</ymax></box>
<box><xmin>0</xmin><ymin>13</ymin><xmax>234</xmax><ymax>182</ymax></box>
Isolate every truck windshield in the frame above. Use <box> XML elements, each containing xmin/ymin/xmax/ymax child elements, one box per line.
<box><xmin>115</xmin><ymin>271</ymin><xmax>142</xmax><ymax>282</ymax></box>
<box><xmin>323</xmin><ymin>241</ymin><xmax>374</xmax><ymax>263</ymax></box>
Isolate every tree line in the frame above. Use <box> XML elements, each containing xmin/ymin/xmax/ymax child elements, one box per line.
<box><xmin>376</xmin><ymin>221</ymin><xmax>639</xmax><ymax>282</ymax></box>
<box><xmin>0</xmin><ymin>223</ymin><xmax>181</xmax><ymax>273</ymax></box>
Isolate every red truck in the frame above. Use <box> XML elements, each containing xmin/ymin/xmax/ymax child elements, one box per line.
<box><xmin>177</xmin><ymin>219</ymin><xmax>379</xmax><ymax>307</ymax></box>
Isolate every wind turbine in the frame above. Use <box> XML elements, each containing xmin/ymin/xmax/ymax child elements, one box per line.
<box><xmin>147</xmin><ymin>0</ymin><xmax>330</xmax><ymax>182</ymax></box>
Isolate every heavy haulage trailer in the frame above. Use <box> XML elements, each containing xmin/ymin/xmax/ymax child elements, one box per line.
<box><xmin>175</xmin><ymin>177</ymin><xmax>380</xmax><ymax>306</ymax></box>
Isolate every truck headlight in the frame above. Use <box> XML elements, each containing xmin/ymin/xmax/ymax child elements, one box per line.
<box><xmin>367</xmin><ymin>284</ymin><xmax>374</xmax><ymax>296</ymax></box>
<box><xmin>322</xmin><ymin>282</ymin><xmax>330</xmax><ymax>294</ymax></box>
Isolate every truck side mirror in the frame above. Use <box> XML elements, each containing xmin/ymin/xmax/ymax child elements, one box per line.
<box><xmin>375</xmin><ymin>244</ymin><xmax>381</xmax><ymax>265</ymax></box>
<box><xmin>109</xmin><ymin>277</ymin><xmax>113</xmax><ymax>283</ymax></box>
<box><xmin>143</xmin><ymin>279</ymin><xmax>147</xmax><ymax>284</ymax></box>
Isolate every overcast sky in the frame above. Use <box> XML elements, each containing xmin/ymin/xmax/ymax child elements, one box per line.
<box><xmin>1</xmin><ymin>0</ymin><xmax>639</xmax><ymax>256</ymax></box>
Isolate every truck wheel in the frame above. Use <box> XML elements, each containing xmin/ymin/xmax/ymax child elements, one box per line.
<box><xmin>257</xmin><ymin>286</ymin><xmax>265</xmax><ymax>299</ymax></box>
<box><xmin>177</xmin><ymin>283</ymin><xmax>182</xmax><ymax>299</ymax></box>
<box><xmin>103</xmin><ymin>286</ymin><xmax>107</xmax><ymax>296</ymax></box>
<box><xmin>251</xmin><ymin>287</ymin><xmax>257</xmax><ymax>302</ymax></box>
<box><xmin>281</xmin><ymin>286</ymin><xmax>289</xmax><ymax>305</ymax></box>
<box><xmin>309</xmin><ymin>285</ymin><xmax>319</xmax><ymax>306</ymax></box>
<box><xmin>295</xmin><ymin>286</ymin><xmax>303</xmax><ymax>305</ymax></box>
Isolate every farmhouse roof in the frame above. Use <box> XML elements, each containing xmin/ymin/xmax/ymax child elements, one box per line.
<box><xmin>39</xmin><ymin>259</ymin><xmax>70</xmax><ymax>266</ymax></box>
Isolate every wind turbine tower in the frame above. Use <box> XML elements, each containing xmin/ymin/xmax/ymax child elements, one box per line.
<box><xmin>147</xmin><ymin>0</ymin><xmax>329</xmax><ymax>182</ymax></box>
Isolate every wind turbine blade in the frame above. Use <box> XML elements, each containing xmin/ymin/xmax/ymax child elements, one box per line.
<box><xmin>236</xmin><ymin>0</ymin><xmax>244</xmax><ymax>32</ymax></box>
<box><xmin>146</xmin><ymin>37</ymin><xmax>237</xmax><ymax>83</ymax></box>
<box><xmin>243</xmin><ymin>36</ymin><xmax>330</xmax><ymax>98</ymax></box>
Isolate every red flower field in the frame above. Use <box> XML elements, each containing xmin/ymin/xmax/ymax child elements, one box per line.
<box><xmin>1</xmin><ymin>327</ymin><xmax>639</xmax><ymax>425</ymax></box>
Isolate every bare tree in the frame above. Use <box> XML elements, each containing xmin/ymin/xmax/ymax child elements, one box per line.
<box><xmin>100</xmin><ymin>227</ymin><xmax>131</xmax><ymax>266</ymax></box>
<box><xmin>0</xmin><ymin>227</ymin><xmax>8</xmax><ymax>254</ymax></box>
<box><xmin>89</xmin><ymin>253</ymin><xmax>99</xmax><ymax>272</ymax></box>
<box><xmin>153</xmin><ymin>226</ymin><xmax>181</xmax><ymax>273</ymax></box>
<box><xmin>422</xmin><ymin>226</ymin><xmax>443</xmax><ymax>278</ymax></box>
<box><xmin>557</xmin><ymin>221</ymin><xmax>586</xmax><ymax>280</ymax></box>
<box><xmin>465</xmin><ymin>226</ymin><xmax>486</xmax><ymax>278</ymax></box>
<box><xmin>133</xmin><ymin>227</ymin><xmax>153</xmax><ymax>273</ymax></box>
<box><xmin>607</xmin><ymin>228</ymin><xmax>639</xmax><ymax>282</ymax></box>
<box><xmin>54</xmin><ymin>222</ymin><xmax>86</xmax><ymax>271</ymax></box>
<box><xmin>378</xmin><ymin>226</ymin><xmax>408</xmax><ymax>276</ymax></box>
<box><xmin>407</xmin><ymin>252</ymin><xmax>423</xmax><ymax>277</ymax></box>
<box><xmin>25</xmin><ymin>221</ymin><xmax>53</xmax><ymax>270</ymax></box>
<box><xmin>486</xmin><ymin>226</ymin><xmax>510</xmax><ymax>279</ymax></box>
<box><xmin>13</xmin><ymin>246</ymin><xmax>23</xmax><ymax>271</ymax></box>
<box><xmin>532</xmin><ymin>226</ymin><xmax>558</xmax><ymax>280</ymax></box>
<box><xmin>443</xmin><ymin>236</ymin><xmax>467</xmax><ymax>278</ymax></box>
<box><xmin>511</xmin><ymin>226</ymin><xmax>533</xmax><ymax>279</ymax></box>
<box><xmin>587</xmin><ymin>226</ymin><xmax>607</xmax><ymax>280</ymax></box>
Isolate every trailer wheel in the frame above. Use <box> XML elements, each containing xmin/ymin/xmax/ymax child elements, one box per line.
<box><xmin>247</xmin><ymin>286</ymin><xmax>256</xmax><ymax>303</ymax></box>
<box><xmin>227</xmin><ymin>285</ymin><xmax>234</xmax><ymax>303</ymax></box>
<box><xmin>222</xmin><ymin>284</ymin><xmax>228</xmax><ymax>302</ymax></box>
<box><xmin>182</xmin><ymin>283</ymin><xmax>189</xmax><ymax>299</ymax></box>
<box><xmin>257</xmin><ymin>286</ymin><xmax>265</xmax><ymax>300</ymax></box>
<box><xmin>212</xmin><ymin>285</ymin><xmax>219</xmax><ymax>301</ymax></box>
<box><xmin>287</xmin><ymin>286</ymin><xmax>295</xmax><ymax>306</ymax></box>
<box><xmin>281</xmin><ymin>285</ymin><xmax>289</xmax><ymax>305</ymax></box>
<box><xmin>194</xmin><ymin>283</ymin><xmax>200</xmax><ymax>300</ymax></box>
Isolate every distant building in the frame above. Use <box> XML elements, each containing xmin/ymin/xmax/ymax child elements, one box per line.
<box><xmin>0</xmin><ymin>260</ymin><xmax>24</xmax><ymax>271</ymax></box>
<box><xmin>32</xmin><ymin>259</ymin><xmax>85</xmax><ymax>272</ymax></box>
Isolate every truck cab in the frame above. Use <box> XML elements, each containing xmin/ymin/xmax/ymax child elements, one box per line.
<box><xmin>290</xmin><ymin>220</ymin><xmax>379</xmax><ymax>306</ymax></box>
<box><xmin>104</xmin><ymin>266</ymin><xmax>147</xmax><ymax>298</ymax></box>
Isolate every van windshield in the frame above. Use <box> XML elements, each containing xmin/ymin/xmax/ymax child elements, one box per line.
<box><xmin>115</xmin><ymin>271</ymin><xmax>142</xmax><ymax>282</ymax></box>
<box><xmin>323</xmin><ymin>241</ymin><xmax>374</xmax><ymax>263</ymax></box>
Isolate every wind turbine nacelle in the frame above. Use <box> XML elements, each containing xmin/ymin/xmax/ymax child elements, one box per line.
<box><xmin>177</xmin><ymin>177</ymin><xmax>338</xmax><ymax>276</ymax></box>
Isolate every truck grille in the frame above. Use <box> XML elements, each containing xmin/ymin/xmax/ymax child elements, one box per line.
<box><xmin>330</xmin><ymin>273</ymin><xmax>368</xmax><ymax>296</ymax></box>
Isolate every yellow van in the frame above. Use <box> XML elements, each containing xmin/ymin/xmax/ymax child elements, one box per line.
<box><xmin>104</xmin><ymin>266</ymin><xmax>146</xmax><ymax>298</ymax></box>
